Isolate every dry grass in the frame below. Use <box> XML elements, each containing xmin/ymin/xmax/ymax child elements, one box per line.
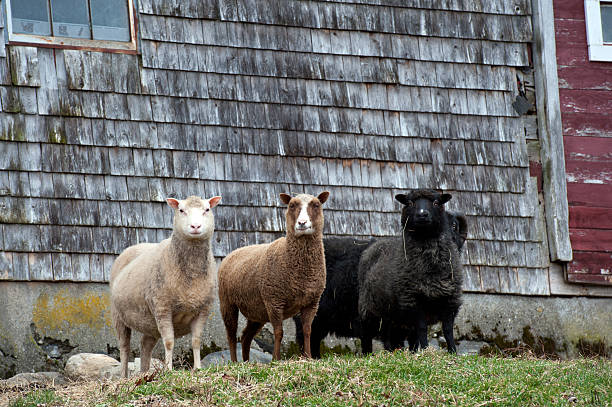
<box><xmin>2</xmin><ymin>349</ymin><xmax>611</xmax><ymax>406</ymax></box>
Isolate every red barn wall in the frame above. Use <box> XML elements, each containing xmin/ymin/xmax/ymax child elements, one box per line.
<box><xmin>554</xmin><ymin>0</ymin><xmax>612</xmax><ymax>285</ymax></box>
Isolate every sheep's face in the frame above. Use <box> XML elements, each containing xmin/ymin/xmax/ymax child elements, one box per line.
<box><xmin>280</xmin><ymin>191</ymin><xmax>330</xmax><ymax>237</ymax></box>
<box><xmin>167</xmin><ymin>196</ymin><xmax>222</xmax><ymax>240</ymax></box>
<box><xmin>395</xmin><ymin>190</ymin><xmax>452</xmax><ymax>238</ymax></box>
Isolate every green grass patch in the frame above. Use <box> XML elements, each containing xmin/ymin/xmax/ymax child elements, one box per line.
<box><xmin>7</xmin><ymin>350</ymin><xmax>612</xmax><ymax>406</ymax></box>
<box><xmin>8</xmin><ymin>389</ymin><xmax>61</xmax><ymax>407</ymax></box>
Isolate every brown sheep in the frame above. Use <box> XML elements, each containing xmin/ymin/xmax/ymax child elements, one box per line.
<box><xmin>110</xmin><ymin>195</ymin><xmax>221</xmax><ymax>377</ymax></box>
<box><xmin>218</xmin><ymin>191</ymin><xmax>330</xmax><ymax>362</ymax></box>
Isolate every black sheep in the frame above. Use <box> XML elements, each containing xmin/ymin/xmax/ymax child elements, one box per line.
<box><xmin>294</xmin><ymin>237</ymin><xmax>375</xmax><ymax>358</ymax></box>
<box><xmin>294</xmin><ymin>211</ymin><xmax>466</xmax><ymax>357</ymax></box>
<box><xmin>358</xmin><ymin>189</ymin><xmax>464</xmax><ymax>353</ymax></box>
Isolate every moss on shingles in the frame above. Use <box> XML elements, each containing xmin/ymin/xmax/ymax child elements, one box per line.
<box><xmin>48</xmin><ymin>129</ymin><xmax>67</xmax><ymax>144</ymax></box>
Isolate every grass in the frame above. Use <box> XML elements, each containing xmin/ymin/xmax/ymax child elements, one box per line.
<box><xmin>3</xmin><ymin>349</ymin><xmax>611</xmax><ymax>406</ymax></box>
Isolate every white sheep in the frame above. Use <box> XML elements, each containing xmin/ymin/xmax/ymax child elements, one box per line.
<box><xmin>110</xmin><ymin>195</ymin><xmax>221</xmax><ymax>377</ymax></box>
<box><xmin>218</xmin><ymin>192</ymin><xmax>330</xmax><ymax>361</ymax></box>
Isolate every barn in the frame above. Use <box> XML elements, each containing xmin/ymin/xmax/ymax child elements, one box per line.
<box><xmin>0</xmin><ymin>0</ymin><xmax>610</xmax><ymax>376</ymax></box>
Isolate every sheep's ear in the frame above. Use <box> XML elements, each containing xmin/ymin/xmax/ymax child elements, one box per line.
<box><xmin>395</xmin><ymin>194</ymin><xmax>411</xmax><ymax>206</ymax></box>
<box><xmin>208</xmin><ymin>196</ymin><xmax>222</xmax><ymax>208</ymax></box>
<box><xmin>279</xmin><ymin>193</ymin><xmax>292</xmax><ymax>205</ymax></box>
<box><xmin>317</xmin><ymin>191</ymin><xmax>330</xmax><ymax>204</ymax></box>
<box><xmin>456</xmin><ymin>213</ymin><xmax>468</xmax><ymax>239</ymax></box>
<box><xmin>440</xmin><ymin>193</ymin><xmax>452</xmax><ymax>205</ymax></box>
<box><xmin>166</xmin><ymin>198</ymin><xmax>180</xmax><ymax>209</ymax></box>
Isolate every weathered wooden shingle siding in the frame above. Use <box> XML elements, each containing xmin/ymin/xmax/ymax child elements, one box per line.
<box><xmin>0</xmin><ymin>0</ymin><xmax>550</xmax><ymax>294</ymax></box>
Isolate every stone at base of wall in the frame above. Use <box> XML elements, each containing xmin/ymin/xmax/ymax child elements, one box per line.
<box><xmin>0</xmin><ymin>281</ymin><xmax>610</xmax><ymax>378</ymax></box>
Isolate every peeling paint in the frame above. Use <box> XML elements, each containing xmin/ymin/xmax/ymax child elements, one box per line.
<box><xmin>32</xmin><ymin>289</ymin><xmax>111</xmax><ymax>336</ymax></box>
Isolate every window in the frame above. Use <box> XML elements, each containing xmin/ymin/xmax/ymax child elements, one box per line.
<box><xmin>5</xmin><ymin>0</ymin><xmax>136</xmax><ymax>52</ymax></box>
<box><xmin>585</xmin><ymin>0</ymin><xmax>612</xmax><ymax>61</ymax></box>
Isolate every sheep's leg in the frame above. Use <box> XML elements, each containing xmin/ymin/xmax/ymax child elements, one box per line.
<box><xmin>220</xmin><ymin>302</ymin><xmax>239</xmax><ymax>362</ymax></box>
<box><xmin>293</xmin><ymin>315</ymin><xmax>305</xmax><ymax>353</ymax></box>
<box><xmin>407</xmin><ymin>330</ymin><xmax>419</xmax><ymax>352</ymax></box>
<box><xmin>360</xmin><ymin>335</ymin><xmax>373</xmax><ymax>355</ymax></box>
<box><xmin>140</xmin><ymin>335</ymin><xmax>158</xmax><ymax>373</ymax></box>
<box><xmin>190</xmin><ymin>312</ymin><xmax>208</xmax><ymax>370</ymax></box>
<box><xmin>415</xmin><ymin>313</ymin><xmax>428</xmax><ymax>351</ymax></box>
<box><xmin>116</xmin><ymin>322</ymin><xmax>131</xmax><ymax>378</ymax></box>
<box><xmin>270</xmin><ymin>320</ymin><xmax>284</xmax><ymax>361</ymax></box>
<box><xmin>299</xmin><ymin>305</ymin><xmax>319</xmax><ymax>358</ymax></box>
<box><xmin>441</xmin><ymin>314</ymin><xmax>457</xmax><ymax>354</ymax></box>
<box><xmin>157</xmin><ymin>316</ymin><xmax>175</xmax><ymax>370</ymax></box>
<box><xmin>240</xmin><ymin>320</ymin><xmax>264</xmax><ymax>362</ymax></box>
<box><xmin>265</xmin><ymin>304</ymin><xmax>284</xmax><ymax>360</ymax></box>
<box><xmin>310</xmin><ymin>330</ymin><xmax>325</xmax><ymax>359</ymax></box>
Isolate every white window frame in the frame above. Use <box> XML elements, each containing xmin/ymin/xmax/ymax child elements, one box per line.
<box><xmin>585</xmin><ymin>0</ymin><xmax>612</xmax><ymax>61</ymax></box>
<box><xmin>4</xmin><ymin>0</ymin><xmax>137</xmax><ymax>53</ymax></box>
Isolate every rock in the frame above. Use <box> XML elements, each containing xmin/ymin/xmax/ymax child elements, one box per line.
<box><xmin>65</xmin><ymin>353</ymin><xmax>165</xmax><ymax>380</ymax></box>
<box><xmin>65</xmin><ymin>353</ymin><xmax>120</xmax><ymax>380</ymax></box>
<box><xmin>201</xmin><ymin>344</ymin><xmax>272</xmax><ymax>367</ymax></box>
<box><xmin>2</xmin><ymin>372</ymin><xmax>67</xmax><ymax>387</ymax></box>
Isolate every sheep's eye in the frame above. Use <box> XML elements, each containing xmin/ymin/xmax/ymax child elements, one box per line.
<box><xmin>312</xmin><ymin>203</ymin><xmax>320</xmax><ymax>208</ymax></box>
<box><xmin>433</xmin><ymin>201</ymin><xmax>439</xmax><ymax>207</ymax></box>
<box><xmin>179</xmin><ymin>208</ymin><xmax>185</xmax><ymax>214</ymax></box>
<box><xmin>289</xmin><ymin>203</ymin><xmax>296</xmax><ymax>209</ymax></box>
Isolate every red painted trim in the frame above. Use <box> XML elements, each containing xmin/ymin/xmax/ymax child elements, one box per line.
<box><xmin>529</xmin><ymin>160</ymin><xmax>543</xmax><ymax>193</ymax></box>
<box><xmin>569</xmin><ymin>206</ymin><xmax>612</xmax><ymax>229</ymax></box>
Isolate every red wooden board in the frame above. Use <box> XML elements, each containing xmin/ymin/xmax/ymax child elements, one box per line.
<box><xmin>569</xmin><ymin>206</ymin><xmax>612</xmax><ymax>229</ymax></box>
<box><xmin>559</xmin><ymin>89</ymin><xmax>612</xmax><ymax>114</ymax></box>
<box><xmin>561</xmin><ymin>112</ymin><xmax>612</xmax><ymax>136</ymax></box>
<box><xmin>553</xmin><ymin>0</ymin><xmax>586</xmax><ymax>19</ymax></box>
<box><xmin>565</xmin><ymin>160</ymin><xmax>612</xmax><ymax>185</ymax></box>
<box><xmin>557</xmin><ymin>66</ymin><xmax>612</xmax><ymax>91</ymax></box>
<box><xmin>554</xmin><ymin>18</ymin><xmax>587</xmax><ymax>45</ymax></box>
<box><xmin>569</xmin><ymin>251</ymin><xmax>612</xmax><ymax>273</ymax></box>
<box><xmin>567</xmin><ymin>273</ymin><xmax>612</xmax><ymax>285</ymax></box>
<box><xmin>570</xmin><ymin>228</ymin><xmax>612</xmax><ymax>252</ymax></box>
<box><xmin>564</xmin><ymin>136</ymin><xmax>612</xmax><ymax>161</ymax></box>
<box><xmin>567</xmin><ymin>183</ymin><xmax>612</xmax><ymax>207</ymax></box>
<box><xmin>555</xmin><ymin>43</ymin><xmax>612</xmax><ymax>68</ymax></box>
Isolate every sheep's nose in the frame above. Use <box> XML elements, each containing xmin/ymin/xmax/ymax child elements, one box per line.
<box><xmin>190</xmin><ymin>224</ymin><xmax>202</xmax><ymax>230</ymax></box>
<box><xmin>298</xmin><ymin>220</ymin><xmax>307</xmax><ymax>226</ymax></box>
<box><xmin>416</xmin><ymin>209</ymin><xmax>429</xmax><ymax>219</ymax></box>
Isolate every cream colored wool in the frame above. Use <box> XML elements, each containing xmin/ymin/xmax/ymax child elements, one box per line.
<box><xmin>110</xmin><ymin>195</ymin><xmax>221</xmax><ymax>377</ymax></box>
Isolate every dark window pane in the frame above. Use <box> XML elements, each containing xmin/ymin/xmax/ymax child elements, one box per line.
<box><xmin>91</xmin><ymin>0</ymin><xmax>130</xmax><ymax>41</ymax></box>
<box><xmin>602</xmin><ymin>5</ymin><xmax>612</xmax><ymax>43</ymax></box>
<box><xmin>50</xmin><ymin>0</ymin><xmax>91</xmax><ymax>39</ymax></box>
<box><xmin>10</xmin><ymin>0</ymin><xmax>51</xmax><ymax>35</ymax></box>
